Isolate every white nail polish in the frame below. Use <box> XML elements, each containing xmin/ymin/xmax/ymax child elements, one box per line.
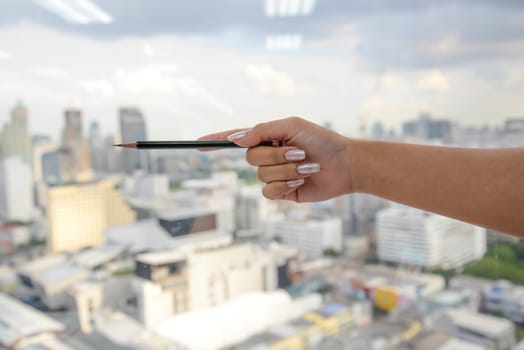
<box><xmin>227</xmin><ymin>130</ymin><xmax>248</xmax><ymax>141</ymax></box>
<box><xmin>287</xmin><ymin>179</ymin><xmax>305</xmax><ymax>188</ymax></box>
<box><xmin>285</xmin><ymin>150</ymin><xmax>306</xmax><ymax>161</ymax></box>
<box><xmin>297</xmin><ymin>163</ymin><xmax>320</xmax><ymax>175</ymax></box>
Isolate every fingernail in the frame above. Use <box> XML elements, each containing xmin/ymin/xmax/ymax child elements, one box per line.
<box><xmin>297</xmin><ymin>163</ymin><xmax>320</xmax><ymax>175</ymax></box>
<box><xmin>227</xmin><ymin>130</ymin><xmax>248</xmax><ymax>141</ymax></box>
<box><xmin>287</xmin><ymin>179</ymin><xmax>305</xmax><ymax>188</ymax></box>
<box><xmin>285</xmin><ymin>149</ymin><xmax>306</xmax><ymax>161</ymax></box>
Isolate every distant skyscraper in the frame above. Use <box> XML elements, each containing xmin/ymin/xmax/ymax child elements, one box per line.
<box><xmin>61</xmin><ymin>109</ymin><xmax>91</xmax><ymax>179</ymax></box>
<box><xmin>47</xmin><ymin>179</ymin><xmax>135</xmax><ymax>253</ymax></box>
<box><xmin>371</xmin><ymin>121</ymin><xmax>384</xmax><ymax>139</ymax></box>
<box><xmin>0</xmin><ymin>101</ymin><xmax>31</xmax><ymax>162</ymax></box>
<box><xmin>41</xmin><ymin>148</ymin><xmax>76</xmax><ymax>185</ymax></box>
<box><xmin>0</xmin><ymin>157</ymin><xmax>33</xmax><ymax>222</ymax></box>
<box><xmin>376</xmin><ymin>206</ymin><xmax>486</xmax><ymax>268</ymax></box>
<box><xmin>402</xmin><ymin>113</ymin><xmax>451</xmax><ymax>140</ymax></box>
<box><xmin>88</xmin><ymin>121</ymin><xmax>105</xmax><ymax>173</ymax></box>
<box><xmin>119</xmin><ymin>107</ymin><xmax>149</xmax><ymax>173</ymax></box>
<box><xmin>104</xmin><ymin>134</ymin><xmax>122</xmax><ymax>173</ymax></box>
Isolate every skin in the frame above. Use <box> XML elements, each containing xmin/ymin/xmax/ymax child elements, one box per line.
<box><xmin>200</xmin><ymin>117</ymin><xmax>524</xmax><ymax>237</ymax></box>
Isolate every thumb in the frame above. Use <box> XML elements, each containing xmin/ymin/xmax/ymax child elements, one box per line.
<box><xmin>226</xmin><ymin>117</ymin><xmax>304</xmax><ymax>147</ymax></box>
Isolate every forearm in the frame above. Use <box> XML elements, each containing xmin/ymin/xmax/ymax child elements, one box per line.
<box><xmin>350</xmin><ymin>139</ymin><xmax>524</xmax><ymax>237</ymax></box>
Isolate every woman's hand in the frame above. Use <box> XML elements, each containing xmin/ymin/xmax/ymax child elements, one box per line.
<box><xmin>199</xmin><ymin>117</ymin><xmax>354</xmax><ymax>202</ymax></box>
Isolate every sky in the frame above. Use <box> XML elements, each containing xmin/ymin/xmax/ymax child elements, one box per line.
<box><xmin>0</xmin><ymin>0</ymin><xmax>523</xmax><ymax>141</ymax></box>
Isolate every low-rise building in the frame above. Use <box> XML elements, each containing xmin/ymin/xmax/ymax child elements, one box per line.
<box><xmin>134</xmin><ymin>243</ymin><xmax>277</xmax><ymax>328</ymax></box>
<box><xmin>430</xmin><ymin>309</ymin><xmax>515</xmax><ymax>350</ymax></box>
<box><xmin>0</xmin><ymin>292</ymin><xmax>73</xmax><ymax>349</ymax></box>
<box><xmin>482</xmin><ymin>280</ymin><xmax>524</xmax><ymax>323</ymax></box>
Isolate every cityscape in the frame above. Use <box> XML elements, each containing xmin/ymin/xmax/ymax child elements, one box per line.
<box><xmin>1</xmin><ymin>0</ymin><xmax>524</xmax><ymax>349</ymax></box>
<box><xmin>0</xmin><ymin>102</ymin><xmax>523</xmax><ymax>350</ymax></box>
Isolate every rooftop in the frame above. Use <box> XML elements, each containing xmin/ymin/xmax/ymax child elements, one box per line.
<box><xmin>0</xmin><ymin>293</ymin><xmax>64</xmax><ymax>347</ymax></box>
<box><xmin>446</xmin><ymin>309</ymin><xmax>513</xmax><ymax>338</ymax></box>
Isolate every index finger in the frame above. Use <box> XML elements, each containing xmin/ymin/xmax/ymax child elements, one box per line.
<box><xmin>198</xmin><ymin>128</ymin><xmax>248</xmax><ymax>141</ymax></box>
<box><xmin>197</xmin><ymin>128</ymin><xmax>249</xmax><ymax>151</ymax></box>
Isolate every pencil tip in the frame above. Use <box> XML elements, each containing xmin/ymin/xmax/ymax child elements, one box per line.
<box><xmin>114</xmin><ymin>142</ymin><xmax>137</xmax><ymax>148</ymax></box>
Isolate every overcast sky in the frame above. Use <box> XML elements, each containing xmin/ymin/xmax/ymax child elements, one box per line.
<box><xmin>0</xmin><ymin>0</ymin><xmax>523</xmax><ymax>140</ymax></box>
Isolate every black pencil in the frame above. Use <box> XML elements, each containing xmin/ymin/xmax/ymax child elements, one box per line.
<box><xmin>114</xmin><ymin>140</ymin><xmax>279</xmax><ymax>149</ymax></box>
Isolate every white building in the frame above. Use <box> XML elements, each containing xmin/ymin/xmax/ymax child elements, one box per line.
<box><xmin>483</xmin><ymin>280</ymin><xmax>524</xmax><ymax>323</ymax></box>
<box><xmin>0</xmin><ymin>292</ymin><xmax>73</xmax><ymax>349</ymax></box>
<box><xmin>235</xmin><ymin>185</ymin><xmax>278</xmax><ymax>238</ymax></box>
<box><xmin>133</xmin><ymin>243</ymin><xmax>277</xmax><ymax>328</ymax></box>
<box><xmin>123</xmin><ymin>173</ymin><xmax>169</xmax><ymax>198</ymax></box>
<box><xmin>432</xmin><ymin>309</ymin><xmax>515</xmax><ymax>350</ymax></box>
<box><xmin>0</xmin><ymin>157</ymin><xmax>33</xmax><ymax>222</ymax></box>
<box><xmin>154</xmin><ymin>291</ymin><xmax>322</xmax><ymax>350</ymax></box>
<box><xmin>266</xmin><ymin>213</ymin><xmax>343</xmax><ymax>260</ymax></box>
<box><xmin>376</xmin><ymin>206</ymin><xmax>486</xmax><ymax>268</ymax></box>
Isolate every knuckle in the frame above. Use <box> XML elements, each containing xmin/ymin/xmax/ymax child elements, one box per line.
<box><xmin>286</xmin><ymin>116</ymin><xmax>303</xmax><ymax>124</ymax></box>
<box><xmin>252</xmin><ymin>122</ymin><xmax>266</xmax><ymax>132</ymax></box>
<box><xmin>245</xmin><ymin>149</ymin><xmax>258</xmax><ymax>166</ymax></box>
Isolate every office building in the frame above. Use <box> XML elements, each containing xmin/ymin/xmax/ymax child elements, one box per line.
<box><xmin>0</xmin><ymin>157</ymin><xmax>33</xmax><ymax>222</ymax></box>
<box><xmin>266</xmin><ymin>213</ymin><xmax>343</xmax><ymax>259</ymax></box>
<box><xmin>134</xmin><ymin>243</ymin><xmax>276</xmax><ymax>328</ymax></box>
<box><xmin>61</xmin><ymin>108</ymin><xmax>91</xmax><ymax>178</ymax></box>
<box><xmin>103</xmin><ymin>133</ymin><xmax>122</xmax><ymax>173</ymax></box>
<box><xmin>88</xmin><ymin>120</ymin><xmax>105</xmax><ymax>173</ymax></box>
<box><xmin>0</xmin><ymin>101</ymin><xmax>31</xmax><ymax>162</ymax></box>
<box><xmin>402</xmin><ymin>113</ymin><xmax>452</xmax><ymax>141</ymax></box>
<box><xmin>47</xmin><ymin>179</ymin><xmax>135</xmax><ymax>252</ymax></box>
<box><xmin>376</xmin><ymin>206</ymin><xmax>486</xmax><ymax>268</ymax></box>
<box><xmin>119</xmin><ymin>107</ymin><xmax>149</xmax><ymax>173</ymax></box>
<box><xmin>41</xmin><ymin>148</ymin><xmax>76</xmax><ymax>185</ymax></box>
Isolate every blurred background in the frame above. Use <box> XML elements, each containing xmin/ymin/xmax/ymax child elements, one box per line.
<box><xmin>0</xmin><ymin>1</ymin><xmax>523</xmax><ymax>349</ymax></box>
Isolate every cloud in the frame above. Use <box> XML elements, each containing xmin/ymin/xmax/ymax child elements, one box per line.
<box><xmin>245</xmin><ymin>64</ymin><xmax>306</xmax><ymax>96</ymax></box>
<box><xmin>30</xmin><ymin>66</ymin><xmax>69</xmax><ymax>78</ymax></box>
<box><xmin>77</xmin><ymin>78</ymin><xmax>114</xmax><ymax>97</ymax></box>
<box><xmin>0</xmin><ymin>50</ymin><xmax>13</xmax><ymax>59</ymax></box>
<box><xmin>143</xmin><ymin>44</ymin><xmax>156</xmax><ymax>57</ymax></box>
<box><xmin>416</xmin><ymin>69</ymin><xmax>450</xmax><ymax>93</ymax></box>
<box><xmin>504</xmin><ymin>68</ymin><xmax>524</xmax><ymax>87</ymax></box>
<box><xmin>78</xmin><ymin>63</ymin><xmax>234</xmax><ymax>115</ymax></box>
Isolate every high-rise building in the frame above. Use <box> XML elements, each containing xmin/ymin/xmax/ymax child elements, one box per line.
<box><xmin>376</xmin><ymin>206</ymin><xmax>486</xmax><ymax>268</ymax></box>
<box><xmin>61</xmin><ymin>109</ymin><xmax>91</xmax><ymax>179</ymax></box>
<box><xmin>41</xmin><ymin>148</ymin><xmax>75</xmax><ymax>185</ymax></box>
<box><xmin>119</xmin><ymin>107</ymin><xmax>149</xmax><ymax>173</ymax></box>
<box><xmin>88</xmin><ymin>121</ymin><xmax>105</xmax><ymax>173</ymax></box>
<box><xmin>104</xmin><ymin>134</ymin><xmax>122</xmax><ymax>173</ymax></box>
<box><xmin>47</xmin><ymin>179</ymin><xmax>135</xmax><ymax>253</ymax></box>
<box><xmin>266</xmin><ymin>213</ymin><xmax>343</xmax><ymax>259</ymax></box>
<box><xmin>0</xmin><ymin>101</ymin><xmax>32</xmax><ymax>162</ymax></box>
<box><xmin>0</xmin><ymin>157</ymin><xmax>33</xmax><ymax>222</ymax></box>
<box><xmin>402</xmin><ymin>113</ymin><xmax>451</xmax><ymax>141</ymax></box>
